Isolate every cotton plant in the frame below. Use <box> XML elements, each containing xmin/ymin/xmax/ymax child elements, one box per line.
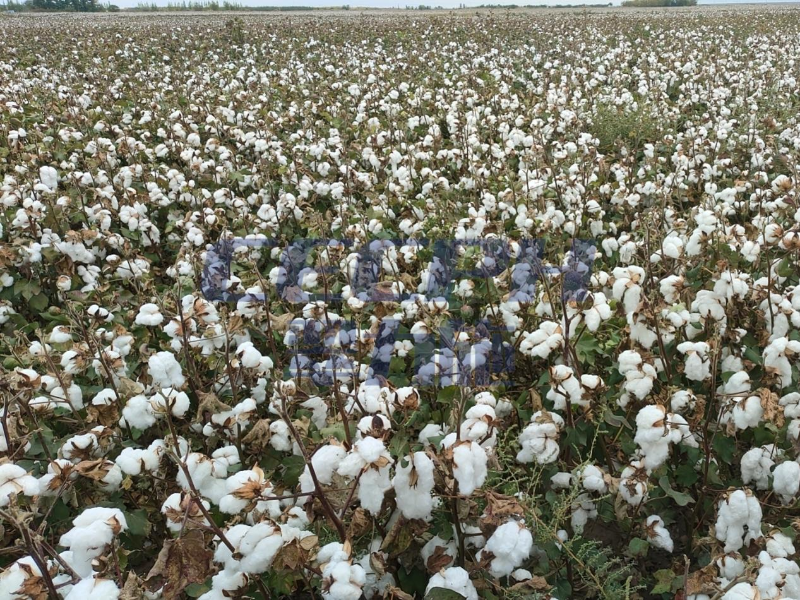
<box><xmin>3</xmin><ymin>9</ymin><xmax>800</xmax><ymax>599</ymax></box>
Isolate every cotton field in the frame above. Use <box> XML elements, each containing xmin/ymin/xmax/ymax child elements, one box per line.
<box><xmin>0</xmin><ymin>6</ymin><xmax>799</xmax><ymax>599</ymax></box>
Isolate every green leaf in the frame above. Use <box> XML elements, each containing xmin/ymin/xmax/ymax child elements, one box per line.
<box><xmin>627</xmin><ymin>537</ymin><xmax>649</xmax><ymax>557</ymax></box>
<box><xmin>185</xmin><ymin>583</ymin><xmax>211</xmax><ymax>597</ymax></box>
<box><xmin>651</xmin><ymin>569</ymin><xmax>676</xmax><ymax>594</ymax></box>
<box><xmin>658</xmin><ymin>476</ymin><xmax>695</xmax><ymax>506</ymax></box>
<box><xmin>281</xmin><ymin>455</ymin><xmax>306</xmax><ymax>487</ymax></box>
<box><xmin>29</xmin><ymin>293</ymin><xmax>49</xmax><ymax>313</ymax></box>
<box><xmin>712</xmin><ymin>436</ymin><xmax>737</xmax><ymax>464</ymax></box>
<box><xmin>425</xmin><ymin>588</ymin><xmax>466</xmax><ymax>600</ymax></box>
<box><xmin>124</xmin><ymin>508</ymin><xmax>152</xmax><ymax>537</ymax></box>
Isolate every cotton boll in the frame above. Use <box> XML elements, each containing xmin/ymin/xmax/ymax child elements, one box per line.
<box><xmin>721</xmin><ymin>582</ymin><xmax>760</xmax><ymax>600</ymax></box>
<box><xmin>0</xmin><ymin>464</ymin><xmax>39</xmax><ymax>507</ymax></box>
<box><xmin>393</xmin><ymin>452</ymin><xmax>435</xmax><ymax>520</ymax></box>
<box><xmin>516</xmin><ymin>410</ymin><xmax>564</xmax><ymax>465</ymax></box>
<box><xmin>634</xmin><ymin>405</ymin><xmax>694</xmax><ymax>471</ymax></box>
<box><xmin>444</xmin><ymin>437</ymin><xmax>487</xmax><ymax>496</ymax></box>
<box><xmin>645</xmin><ymin>515</ymin><xmax>674</xmax><ymax>552</ymax></box>
<box><xmin>550</xmin><ymin>472</ymin><xmax>573</xmax><ymax>489</ymax></box>
<box><xmin>151</xmin><ymin>388</ymin><xmax>191</xmax><ymax>418</ymax></box>
<box><xmin>64</xmin><ymin>577</ymin><xmax>120</xmax><ymax>600</ymax></box>
<box><xmin>715</xmin><ymin>489</ymin><xmax>763</xmax><ymax>553</ymax></box>
<box><xmin>772</xmin><ymin>460</ymin><xmax>800</xmax><ymax>505</ymax></box>
<box><xmin>578</xmin><ymin>464</ymin><xmax>607</xmax><ymax>493</ymax></box>
<box><xmin>299</xmin><ymin>443</ymin><xmax>347</xmax><ymax>496</ymax></box>
<box><xmin>161</xmin><ymin>492</ymin><xmax>210</xmax><ymax>534</ymax></box>
<box><xmin>59</xmin><ymin>507</ymin><xmax>127</xmax><ymax>578</ymax></box>
<box><xmin>357</xmin><ymin>546</ymin><xmax>395</xmax><ymax>598</ymax></box>
<box><xmin>236</xmin><ymin>341</ymin><xmax>263</xmax><ymax>368</ymax></box>
<box><xmin>121</xmin><ymin>394</ymin><xmax>157</xmax><ymax>430</ymax></box>
<box><xmin>479</xmin><ymin>521</ymin><xmax>533</xmax><ymax>577</ymax></box>
<box><xmin>197</xmin><ymin>569</ymin><xmax>248</xmax><ymax>600</ymax></box>
<box><xmin>619</xmin><ymin>460</ymin><xmax>649</xmax><ymax>506</ymax></box>
<box><xmin>358</xmin><ymin>464</ymin><xmax>392</xmax><ymax>515</ymax></box>
<box><xmin>740</xmin><ymin>445</ymin><xmax>777</xmax><ymax>490</ymax></box>
<box><xmin>135</xmin><ymin>303</ymin><xmax>164</xmax><ymax>326</ymax></box>
<box><xmin>0</xmin><ymin>557</ymin><xmax>44</xmax><ymax>599</ymax></box>
<box><xmin>319</xmin><ymin>543</ymin><xmax>366</xmax><ymax>600</ymax></box>
<box><xmin>39</xmin><ymin>166</ymin><xmax>59</xmax><ymax>192</ymax></box>
<box><xmin>425</xmin><ymin>567</ymin><xmax>478</xmax><ymax>600</ymax></box>
<box><xmin>148</xmin><ymin>351</ymin><xmax>185</xmax><ymax>388</ymax></box>
<box><xmin>766</xmin><ymin>530</ymin><xmax>796</xmax><ymax>558</ymax></box>
<box><xmin>419</xmin><ymin>424</ymin><xmax>445</xmax><ymax>446</ymax></box>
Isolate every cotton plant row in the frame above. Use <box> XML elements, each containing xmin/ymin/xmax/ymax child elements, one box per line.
<box><xmin>1</xmin><ymin>7</ymin><xmax>800</xmax><ymax>600</ymax></box>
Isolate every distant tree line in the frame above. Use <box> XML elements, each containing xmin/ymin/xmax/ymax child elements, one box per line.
<box><xmin>1</xmin><ymin>0</ymin><xmax>115</xmax><ymax>10</ymax></box>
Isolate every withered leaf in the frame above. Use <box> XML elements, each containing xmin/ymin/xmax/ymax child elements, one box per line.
<box><xmin>425</xmin><ymin>544</ymin><xmax>454</xmax><ymax>573</ymax></box>
<box><xmin>145</xmin><ymin>529</ymin><xmax>212</xmax><ymax>599</ymax></box>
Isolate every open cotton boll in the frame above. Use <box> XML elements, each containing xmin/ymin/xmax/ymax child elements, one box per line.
<box><xmin>151</xmin><ymin>388</ymin><xmax>191</xmax><ymax>418</ymax></box>
<box><xmin>0</xmin><ymin>463</ymin><xmax>40</xmax><ymax>507</ymax></box>
<box><xmin>619</xmin><ymin>460</ymin><xmax>649</xmax><ymax>506</ymax></box>
<box><xmin>676</xmin><ymin>341</ymin><xmax>711</xmax><ymax>381</ymax></box>
<box><xmin>213</xmin><ymin>523</ymin><xmax>284</xmax><ymax>575</ymax></box>
<box><xmin>336</xmin><ymin>437</ymin><xmax>393</xmax><ymax>515</ymax></box>
<box><xmin>766</xmin><ymin>530</ymin><xmax>796</xmax><ymax>559</ymax></box>
<box><xmin>634</xmin><ymin>405</ymin><xmax>696</xmax><ymax>471</ymax></box>
<box><xmin>197</xmin><ymin>569</ymin><xmax>249</xmax><ymax>600</ymax></box>
<box><xmin>740</xmin><ymin>445</ymin><xmax>777</xmax><ymax>490</ymax></box>
<box><xmin>755</xmin><ymin>550</ymin><xmax>800</xmax><ymax>599</ymax></box>
<box><xmin>772</xmin><ymin>460</ymin><xmax>800</xmax><ymax>505</ymax></box>
<box><xmin>645</xmin><ymin>515</ymin><xmax>674</xmax><ymax>552</ymax></box>
<box><xmin>517</xmin><ymin>410</ymin><xmax>564</xmax><ymax>465</ymax></box>
<box><xmin>443</xmin><ymin>436</ymin><xmax>487</xmax><ymax>496</ymax></box>
<box><xmin>219</xmin><ymin>467</ymin><xmax>280</xmax><ymax>518</ymax></box>
<box><xmin>161</xmin><ymin>492</ymin><xmax>210</xmax><ymax>533</ymax></box>
<box><xmin>135</xmin><ymin>303</ymin><xmax>164</xmax><ymax>326</ymax></box>
<box><xmin>393</xmin><ymin>451</ymin><xmax>435</xmax><ymax>520</ymax></box>
<box><xmin>236</xmin><ymin>341</ymin><xmax>263</xmax><ymax>368</ymax></box>
<box><xmin>721</xmin><ymin>582</ymin><xmax>760</xmax><ymax>600</ymax></box>
<box><xmin>425</xmin><ymin>566</ymin><xmax>479</xmax><ymax>600</ymax></box>
<box><xmin>578</xmin><ymin>464</ymin><xmax>608</xmax><ymax>493</ymax></box>
<box><xmin>63</xmin><ymin>577</ymin><xmax>120</xmax><ymax>600</ymax></box>
<box><xmin>763</xmin><ymin>337</ymin><xmax>800</xmax><ymax>389</ymax></box>
<box><xmin>715</xmin><ymin>489</ymin><xmax>763</xmax><ymax>552</ymax></box>
<box><xmin>121</xmin><ymin>394</ymin><xmax>157</xmax><ymax>429</ymax></box>
<box><xmin>358</xmin><ymin>546</ymin><xmax>396</xmax><ymax>598</ymax></box>
<box><xmin>59</xmin><ymin>507</ymin><xmax>127</xmax><ymax>578</ymax></box>
<box><xmin>299</xmin><ymin>443</ymin><xmax>347</xmax><ymax>496</ymax></box>
<box><xmin>459</xmin><ymin>404</ymin><xmax>497</xmax><ymax>446</ymax></box>
<box><xmin>39</xmin><ymin>165</ymin><xmax>58</xmax><ymax>191</ymax></box>
<box><xmin>116</xmin><ymin>440</ymin><xmax>165</xmax><ymax>476</ymax></box>
<box><xmin>479</xmin><ymin>521</ymin><xmax>533</xmax><ymax>577</ymax></box>
<box><xmin>0</xmin><ymin>556</ymin><xmax>45</xmax><ymax>599</ymax></box>
<box><xmin>148</xmin><ymin>351</ymin><xmax>185</xmax><ymax>388</ymax></box>
<box><xmin>176</xmin><ymin>452</ymin><xmax>230</xmax><ymax>504</ymax></box>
